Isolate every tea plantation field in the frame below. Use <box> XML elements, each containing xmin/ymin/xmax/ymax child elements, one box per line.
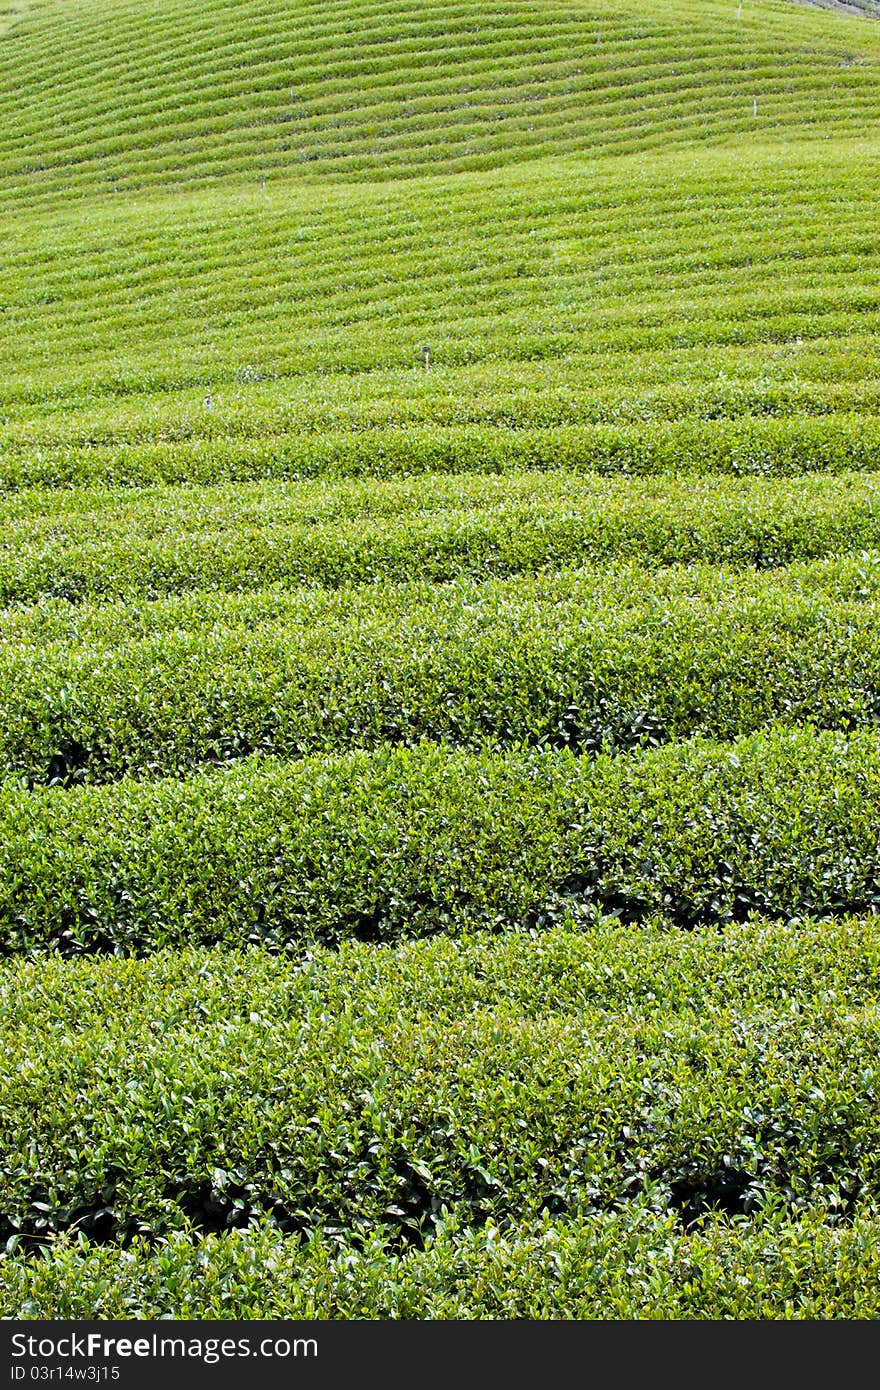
<box><xmin>3</xmin><ymin>0</ymin><xmax>880</xmax><ymax>1319</ymax></box>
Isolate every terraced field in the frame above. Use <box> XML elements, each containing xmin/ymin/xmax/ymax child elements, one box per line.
<box><xmin>3</xmin><ymin>0</ymin><xmax>880</xmax><ymax>1319</ymax></box>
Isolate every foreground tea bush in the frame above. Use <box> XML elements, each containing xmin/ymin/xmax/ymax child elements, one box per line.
<box><xmin>6</xmin><ymin>1203</ymin><xmax>880</xmax><ymax>1320</ymax></box>
<box><xmin>3</xmin><ymin>471</ymin><xmax>880</xmax><ymax>600</ymax></box>
<box><xmin>5</xmin><ymin>558</ymin><xmax>880</xmax><ymax>783</ymax></box>
<box><xmin>1</xmin><ymin>919</ymin><xmax>879</xmax><ymax>1245</ymax></box>
<box><xmin>4</xmin><ymin>727</ymin><xmax>880</xmax><ymax>953</ymax></box>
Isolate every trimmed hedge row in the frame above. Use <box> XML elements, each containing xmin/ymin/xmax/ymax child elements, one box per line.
<box><xmin>4</xmin><ymin>727</ymin><xmax>880</xmax><ymax>954</ymax></box>
<box><xmin>4</xmin><ymin>414</ymin><xmax>879</xmax><ymax>489</ymax></box>
<box><xmin>6</xmin><ymin>1203</ymin><xmax>880</xmax><ymax>1320</ymax></box>
<box><xmin>4</xmin><ymin>559</ymin><xmax>880</xmax><ymax>782</ymax></box>
<box><xmin>1</xmin><ymin>918</ymin><xmax>879</xmax><ymax>1245</ymax></box>
<box><xmin>3</xmin><ymin>471</ymin><xmax>880</xmax><ymax>600</ymax></box>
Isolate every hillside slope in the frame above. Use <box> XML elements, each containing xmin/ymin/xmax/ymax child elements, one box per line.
<box><xmin>1</xmin><ymin>0</ymin><xmax>880</xmax><ymax>204</ymax></box>
<box><xmin>4</xmin><ymin>0</ymin><xmax>880</xmax><ymax>1321</ymax></box>
<box><xmin>0</xmin><ymin>1</ymin><xmax>878</xmax><ymax>480</ymax></box>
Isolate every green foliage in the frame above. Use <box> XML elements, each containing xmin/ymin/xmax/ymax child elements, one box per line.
<box><xmin>6</xmin><ymin>414</ymin><xmax>880</xmax><ymax>490</ymax></box>
<box><xmin>5</xmin><ymin>0</ymin><xmax>880</xmax><ymax>1320</ymax></box>
<box><xmin>1</xmin><ymin>919</ymin><xmax>879</xmax><ymax>1248</ymax></box>
<box><xmin>3</xmin><ymin>144</ymin><xmax>880</xmax><ymax>487</ymax></box>
<box><xmin>6</xmin><ymin>1202</ymin><xmax>880</xmax><ymax>1320</ymax></box>
<box><xmin>4</xmin><ymin>471</ymin><xmax>880</xmax><ymax>600</ymax></box>
<box><xmin>5</xmin><ymin>556</ymin><xmax>880</xmax><ymax>782</ymax></box>
<box><xmin>4</xmin><ymin>727</ymin><xmax>880</xmax><ymax>953</ymax></box>
<box><xmin>3</xmin><ymin>0</ymin><xmax>880</xmax><ymax>205</ymax></box>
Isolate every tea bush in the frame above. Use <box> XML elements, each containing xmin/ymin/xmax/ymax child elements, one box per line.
<box><xmin>6</xmin><ymin>1203</ymin><xmax>880</xmax><ymax>1320</ymax></box>
<box><xmin>2</xmin><ymin>471</ymin><xmax>880</xmax><ymax>600</ymax></box>
<box><xmin>1</xmin><ymin>918</ymin><xmax>878</xmax><ymax>1246</ymax></box>
<box><xmin>3</xmin><ymin>727</ymin><xmax>880</xmax><ymax>953</ymax></box>
<box><xmin>6</xmin><ymin>558</ymin><xmax>880</xmax><ymax>781</ymax></box>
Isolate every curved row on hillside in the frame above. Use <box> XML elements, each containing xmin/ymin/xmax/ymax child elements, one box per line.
<box><xmin>2</xmin><ymin>725</ymin><xmax>880</xmax><ymax>952</ymax></box>
<box><xmin>2</xmin><ymin>470</ymin><xmax>880</xmax><ymax>599</ymax></box>
<box><xmin>1</xmin><ymin>916</ymin><xmax>879</xmax><ymax>1247</ymax></box>
<box><xmin>2</xmin><ymin>556</ymin><xmax>880</xmax><ymax>781</ymax></box>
